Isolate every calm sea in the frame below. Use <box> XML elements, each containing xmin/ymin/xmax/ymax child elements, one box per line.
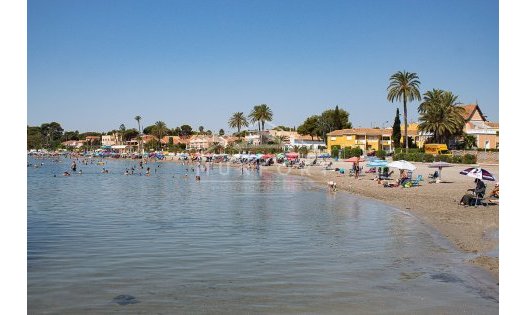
<box><xmin>27</xmin><ymin>157</ymin><xmax>498</xmax><ymax>314</ymax></box>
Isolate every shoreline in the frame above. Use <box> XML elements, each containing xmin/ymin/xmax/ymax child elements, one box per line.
<box><xmin>257</xmin><ymin>161</ymin><xmax>499</xmax><ymax>281</ymax></box>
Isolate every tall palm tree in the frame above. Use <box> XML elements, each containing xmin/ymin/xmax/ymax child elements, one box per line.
<box><xmin>418</xmin><ymin>89</ymin><xmax>466</xmax><ymax>144</ymax></box>
<box><xmin>228</xmin><ymin>112</ymin><xmax>249</xmax><ymax>139</ymax></box>
<box><xmin>387</xmin><ymin>71</ymin><xmax>421</xmax><ymax>152</ymax></box>
<box><xmin>134</xmin><ymin>115</ymin><xmax>142</xmax><ymax>153</ymax></box>
<box><xmin>154</xmin><ymin>121</ymin><xmax>167</xmax><ymax>150</ymax></box>
<box><xmin>249</xmin><ymin>104</ymin><xmax>273</xmax><ymax>144</ymax></box>
<box><xmin>119</xmin><ymin>124</ymin><xmax>126</xmax><ymax>145</ymax></box>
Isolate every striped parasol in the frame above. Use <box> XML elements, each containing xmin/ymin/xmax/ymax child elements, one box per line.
<box><xmin>459</xmin><ymin>167</ymin><xmax>496</xmax><ymax>181</ymax></box>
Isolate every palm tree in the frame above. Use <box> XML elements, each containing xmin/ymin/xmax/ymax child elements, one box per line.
<box><xmin>228</xmin><ymin>112</ymin><xmax>249</xmax><ymax>139</ymax></box>
<box><xmin>154</xmin><ymin>121</ymin><xmax>167</xmax><ymax>150</ymax></box>
<box><xmin>249</xmin><ymin>104</ymin><xmax>273</xmax><ymax>144</ymax></box>
<box><xmin>418</xmin><ymin>89</ymin><xmax>466</xmax><ymax>144</ymax></box>
<box><xmin>134</xmin><ymin>115</ymin><xmax>142</xmax><ymax>153</ymax></box>
<box><xmin>387</xmin><ymin>71</ymin><xmax>421</xmax><ymax>152</ymax></box>
<box><xmin>119</xmin><ymin>124</ymin><xmax>126</xmax><ymax>145</ymax></box>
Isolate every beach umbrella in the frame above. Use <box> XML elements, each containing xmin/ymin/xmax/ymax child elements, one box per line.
<box><xmin>344</xmin><ymin>157</ymin><xmax>365</xmax><ymax>163</ymax></box>
<box><xmin>427</xmin><ymin>161</ymin><xmax>453</xmax><ymax>180</ymax></box>
<box><xmin>387</xmin><ymin>160</ymin><xmax>416</xmax><ymax>171</ymax></box>
<box><xmin>366</xmin><ymin>160</ymin><xmax>388</xmax><ymax>167</ymax></box>
<box><xmin>459</xmin><ymin>167</ymin><xmax>496</xmax><ymax>181</ymax></box>
<box><xmin>262</xmin><ymin>153</ymin><xmax>275</xmax><ymax>159</ymax></box>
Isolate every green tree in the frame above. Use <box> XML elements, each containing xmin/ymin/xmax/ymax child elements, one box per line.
<box><xmin>153</xmin><ymin>121</ymin><xmax>167</xmax><ymax>149</ymax></box>
<box><xmin>387</xmin><ymin>70</ymin><xmax>422</xmax><ymax>153</ymax></box>
<box><xmin>180</xmin><ymin>124</ymin><xmax>193</xmax><ymax>137</ymax></box>
<box><xmin>40</xmin><ymin>122</ymin><xmax>64</xmax><ymax>149</ymax></box>
<box><xmin>333</xmin><ymin>105</ymin><xmax>343</xmax><ymax>130</ymax></box>
<box><xmin>219</xmin><ymin>128</ymin><xmax>225</xmax><ymax>136</ymax></box>
<box><xmin>392</xmin><ymin>108</ymin><xmax>401</xmax><ymax>148</ymax></box>
<box><xmin>249</xmin><ymin>104</ymin><xmax>273</xmax><ymax>143</ymax></box>
<box><xmin>27</xmin><ymin>126</ymin><xmax>43</xmax><ymax>150</ymax></box>
<box><xmin>135</xmin><ymin>115</ymin><xmax>142</xmax><ymax>153</ymax></box>
<box><xmin>417</xmin><ymin>89</ymin><xmax>465</xmax><ymax>144</ymax></box>
<box><xmin>317</xmin><ymin>108</ymin><xmax>352</xmax><ymax>142</ymax></box>
<box><xmin>228</xmin><ymin>112</ymin><xmax>249</xmax><ymax>139</ymax></box>
<box><xmin>297</xmin><ymin>115</ymin><xmax>320</xmax><ymax>140</ymax></box>
<box><xmin>143</xmin><ymin>124</ymin><xmax>155</xmax><ymax>135</ymax></box>
<box><xmin>198</xmin><ymin>126</ymin><xmax>204</xmax><ymax>134</ymax></box>
<box><xmin>463</xmin><ymin>133</ymin><xmax>477</xmax><ymax>149</ymax></box>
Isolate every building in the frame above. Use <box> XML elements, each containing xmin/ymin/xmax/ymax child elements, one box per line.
<box><xmin>460</xmin><ymin>104</ymin><xmax>499</xmax><ymax>149</ymax></box>
<box><xmin>187</xmin><ymin>135</ymin><xmax>228</xmax><ymax>151</ymax></box>
<box><xmin>61</xmin><ymin>140</ymin><xmax>85</xmax><ymax>149</ymax></box>
<box><xmin>101</xmin><ymin>134</ymin><xmax>120</xmax><ymax>146</ymax></box>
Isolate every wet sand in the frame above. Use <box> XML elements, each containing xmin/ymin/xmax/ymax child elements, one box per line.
<box><xmin>260</xmin><ymin>160</ymin><xmax>499</xmax><ymax>281</ymax></box>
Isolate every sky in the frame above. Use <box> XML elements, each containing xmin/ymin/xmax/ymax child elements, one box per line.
<box><xmin>27</xmin><ymin>0</ymin><xmax>499</xmax><ymax>133</ymax></box>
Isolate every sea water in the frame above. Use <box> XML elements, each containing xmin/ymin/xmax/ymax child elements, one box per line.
<box><xmin>27</xmin><ymin>157</ymin><xmax>498</xmax><ymax>314</ymax></box>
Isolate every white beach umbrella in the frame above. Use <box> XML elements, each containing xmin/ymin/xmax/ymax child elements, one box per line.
<box><xmin>387</xmin><ymin>160</ymin><xmax>416</xmax><ymax>171</ymax></box>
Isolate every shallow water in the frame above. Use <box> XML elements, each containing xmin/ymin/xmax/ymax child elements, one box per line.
<box><xmin>27</xmin><ymin>157</ymin><xmax>498</xmax><ymax>314</ymax></box>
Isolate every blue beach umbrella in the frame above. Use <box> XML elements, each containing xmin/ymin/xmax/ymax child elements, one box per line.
<box><xmin>366</xmin><ymin>160</ymin><xmax>388</xmax><ymax>167</ymax></box>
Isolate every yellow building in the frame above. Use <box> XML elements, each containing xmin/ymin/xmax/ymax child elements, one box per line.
<box><xmin>326</xmin><ymin>123</ymin><xmax>426</xmax><ymax>153</ymax></box>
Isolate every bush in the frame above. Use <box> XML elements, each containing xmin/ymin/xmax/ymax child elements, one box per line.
<box><xmin>331</xmin><ymin>145</ymin><xmax>340</xmax><ymax>158</ymax></box>
<box><xmin>437</xmin><ymin>155</ymin><xmax>452</xmax><ymax>162</ymax></box>
<box><xmin>349</xmin><ymin>147</ymin><xmax>363</xmax><ymax>157</ymax></box>
<box><xmin>462</xmin><ymin>154</ymin><xmax>477</xmax><ymax>164</ymax></box>
<box><xmin>451</xmin><ymin>155</ymin><xmax>463</xmax><ymax>164</ymax></box>
<box><xmin>423</xmin><ymin>154</ymin><xmax>434</xmax><ymax>163</ymax></box>
<box><xmin>393</xmin><ymin>153</ymin><xmax>405</xmax><ymax>161</ymax></box>
<box><xmin>376</xmin><ymin>150</ymin><xmax>387</xmax><ymax>160</ymax></box>
<box><xmin>395</xmin><ymin>147</ymin><xmax>423</xmax><ymax>154</ymax></box>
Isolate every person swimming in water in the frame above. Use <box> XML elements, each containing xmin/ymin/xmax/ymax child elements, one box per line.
<box><xmin>63</xmin><ymin>171</ymin><xmax>71</xmax><ymax>176</ymax></box>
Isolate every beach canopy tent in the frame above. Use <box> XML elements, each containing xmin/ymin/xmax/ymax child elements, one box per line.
<box><xmin>427</xmin><ymin>161</ymin><xmax>453</xmax><ymax>181</ymax></box>
<box><xmin>387</xmin><ymin>160</ymin><xmax>416</xmax><ymax>171</ymax></box>
<box><xmin>459</xmin><ymin>167</ymin><xmax>496</xmax><ymax>181</ymax></box>
<box><xmin>344</xmin><ymin>157</ymin><xmax>364</xmax><ymax>163</ymax></box>
<box><xmin>318</xmin><ymin>153</ymin><xmax>331</xmax><ymax>158</ymax></box>
<box><xmin>286</xmin><ymin>152</ymin><xmax>299</xmax><ymax>160</ymax></box>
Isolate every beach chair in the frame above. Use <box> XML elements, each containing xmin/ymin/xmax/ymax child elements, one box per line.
<box><xmin>411</xmin><ymin>175</ymin><xmax>423</xmax><ymax>186</ymax></box>
<box><xmin>325</xmin><ymin>162</ymin><xmax>333</xmax><ymax>170</ymax></box>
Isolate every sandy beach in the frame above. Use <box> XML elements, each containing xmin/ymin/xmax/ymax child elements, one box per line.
<box><xmin>257</xmin><ymin>160</ymin><xmax>499</xmax><ymax>280</ymax></box>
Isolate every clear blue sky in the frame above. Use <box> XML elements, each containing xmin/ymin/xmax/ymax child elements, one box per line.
<box><xmin>28</xmin><ymin>0</ymin><xmax>498</xmax><ymax>133</ymax></box>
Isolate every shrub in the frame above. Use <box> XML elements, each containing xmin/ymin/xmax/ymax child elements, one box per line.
<box><xmin>437</xmin><ymin>155</ymin><xmax>452</xmax><ymax>162</ymax></box>
<box><xmin>393</xmin><ymin>153</ymin><xmax>405</xmax><ymax>161</ymax></box>
<box><xmin>376</xmin><ymin>150</ymin><xmax>387</xmax><ymax>160</ymax></box>
<box><xmin>349</xmin><ymin>147</ymin><xmax>363</xmax><ymax>157</ymax></box>
<box><xmin>423</xmin><ymin>154</ymin><xmax>434</xmax><ymax>163</ymax></box>
<box><xmin>462</xmin><ymin>154</ymin><xmax>477</xmax><ymax>164</ymax></box>
<box><xmin>331</xmin><ymin>145</ymin><xmax>340</xmax><ymax>158</ymax></box>
<box><xmin>451</xmin><ymin>155</ymin><xmax>463</xmax><ymax>164</ymax></box>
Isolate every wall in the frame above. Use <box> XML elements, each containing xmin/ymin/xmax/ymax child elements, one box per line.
<box><xmin>452</xmin><ymin>150</ymin><xmax>499</xmax><ymax>164</ymax></box>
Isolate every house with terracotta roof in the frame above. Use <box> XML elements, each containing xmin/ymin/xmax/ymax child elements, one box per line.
<box><xmin>459</xmin><ymin>104</ymin><xmax>499</xmax><ymax>149</ymax></box>
<box><xmin>187</xmin><ymin>135</ymin><xmax>228</xmax><ymax>151</ymax></box>
<box><xmin>326</xmin><ymin>123</ymin><xmax>428</xmax><ymax>153</ymax></box>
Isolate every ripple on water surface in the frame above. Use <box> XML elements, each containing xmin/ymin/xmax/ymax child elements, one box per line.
<box><xmin>27</xmin><ymin>158</ymin><xmax>498</xmax><ymax>314</ymax></box>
